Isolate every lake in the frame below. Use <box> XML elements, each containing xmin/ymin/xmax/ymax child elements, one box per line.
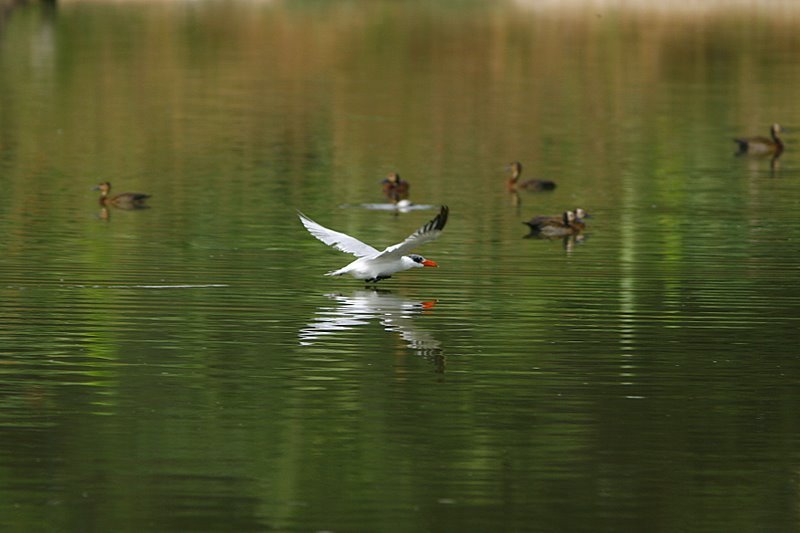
<box><xmin>1</xmin><ymin>1</ymin><xmax>799</xmax><ymax>531</ymax></box>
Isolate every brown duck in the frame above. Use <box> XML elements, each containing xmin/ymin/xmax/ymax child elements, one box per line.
<box><xmin>382</xmin><ymin>172</ymin><xmax>410</xmax><ymax>203</ymax></box>
<box><xmin>734</xmin><ymin>123</ymin><xmax>784</xmax><ymax>156</ymax></box>
<box><xmin>524</xmin><ymin>210</ymin><xmax>585</xmax><ymax>237</ymax></box>
<box><xmin>507</xmin><ymin>162</ymin><xmax>556</xmax><ymax>192</ymax></box>
<box><xmin>525</xmin><ymin>208</ymin><xmax>589</xmax><ymax>228</ymax></box>
<box><xmin>94</xmin><ymin>182</ymin><xmax>151</xmax><ymax>208</ymax></box>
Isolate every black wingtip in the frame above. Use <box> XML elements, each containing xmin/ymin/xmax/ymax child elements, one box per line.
<box><xmin>435</xmin><ymin>205</ymin><xmax>449</xmax><ymax>231</ymax></box>
<box><xmin>417</xmin><ymin>205</ymin><xmax>449</xmax><ymax>235</ymax></box>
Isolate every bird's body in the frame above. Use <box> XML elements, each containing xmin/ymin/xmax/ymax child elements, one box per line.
<box><xmin>95</xmin><ymin>182</ymin><xmax>151</xmax><ymax>208</ymax></box>
<box><xmin>526</xmin><ymin>208</ymin><xmax>589</xmax><ymax>228</ymax></box>
<box><xmin>734</xmin><ymin>124</ymin><xmax>784</xmax><ymax>155</ymax></box>
<box><xmin>525</xmin><ymin>210</ymin><xmax>584</xmax><ymax>237</ymax></box>
<box><xmin>507</xmin><ymin>161</ymin><xmax>556</xmax><ymax>191</ymax></box>
<box><xmin>382</xmin><ymin>172</ymin><xmax>410</xmax><ymax>203</ymax></box>
<box><xmin>299</xmin><ymin>205</ymin><xmax>449</xmax><ymax>282</ymax></box>
<box><xmin>327</xmin><ymin>254</ymin><xmax>424</xmax><ymax>280</ymax></box>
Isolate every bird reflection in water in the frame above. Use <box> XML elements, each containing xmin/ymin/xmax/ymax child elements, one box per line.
<box><xmin>299</xmin><ymin>290</ymin><xmax>445</xmax><ymax>373</ymax></box>
<box><xmin>736</xmin><ymin>151</ymin><xmax>782</xmax><ymax>178</ymax></box>
<box><xmin>524</xmin><ymin>232</ymin><xmax>586</xmax><ymax>252</ymax></box>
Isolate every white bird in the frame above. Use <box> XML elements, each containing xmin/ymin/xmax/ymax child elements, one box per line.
<box><xmin>299</xmin><ymin>205</ymin><xmax>449</xmax><ymax>282</ymax></box>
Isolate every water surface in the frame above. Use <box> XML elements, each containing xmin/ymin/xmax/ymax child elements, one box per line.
<box><xmin>1</xmin><ymin>1</ymin><xmax>800</xmax><ymax>531</ymax></box>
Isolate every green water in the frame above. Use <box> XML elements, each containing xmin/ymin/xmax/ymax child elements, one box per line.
<box><xmin>1</xmin><ymin>1</ymin><xmax>800</xmax><ymax>531</ymax></box>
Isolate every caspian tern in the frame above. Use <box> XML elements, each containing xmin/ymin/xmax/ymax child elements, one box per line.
<box><xmin>299</xmin><ymin>205</ymin><xmax>449</xmax><ymax>282</ymax></box>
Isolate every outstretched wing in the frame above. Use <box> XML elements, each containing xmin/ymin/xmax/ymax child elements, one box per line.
<box><xmin>377</xmin><ymin>205</ymin><xmax>449</xmax><ymax>258</ymax></box>
<box><xmin>298</xmin><ymin>212</ymin><xmax>380</xmax><ymax>258</ymax></box>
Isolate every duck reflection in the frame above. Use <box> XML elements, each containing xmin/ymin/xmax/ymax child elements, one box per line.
<box><xmin>524</xmin><ymin>232</ymin><xmax>586</xmax><ymax>252</ymax></box>
<box><xmin>770</xmin><ymin>154</ymin><xmax>781</xmax><ymax>176</ymax></box>
<box><xmin>299</xmin><ymin>290</ymin><xmax>444</xmax><ymax>372</ymax></box>
<box><xmin>97</xmin><ymin>203</ymin><xmax>149</xmax><ymax>221</ymax></box>
<box><xmin>736</xmin><ymin>151</ymin><xmax>782</xmax><ymax>178</ymax></box>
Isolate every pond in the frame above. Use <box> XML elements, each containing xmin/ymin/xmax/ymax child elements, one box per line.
<box><xmin>1</xmin><ymin>1</ymin><xmax>799</xmax><ymax>530</ymax></box>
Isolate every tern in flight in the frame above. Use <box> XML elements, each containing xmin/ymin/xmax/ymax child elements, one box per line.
<box><xmin>299</xmin><ymin>205</ymin><xmax>449</xmax><ymax>282</ymax></box>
